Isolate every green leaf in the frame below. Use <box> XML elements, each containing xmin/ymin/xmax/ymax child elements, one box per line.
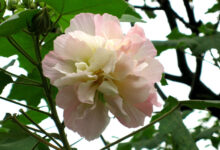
<box><xmin>119</xmin><ymin>14</ymin><xmax>145</xmax><ymax>23</ymax></box>
<box><xmin>0</xmin><ymin>0</ymin><xmax>6</xmax><ymax>18</ymax></box>
<box><xmin>0</xmin><ymin>32</ymin><xmax>36</xmax><ymax>72</ymax></box>
<box><xmin>159</xmin><ymin>110</ymin><xmax>198</xmax><ymax>150</ymax></box>
<box><xmin>0</xmin><ymin>118</ymin><xmax>49</xmax><ymax>150</ymax></box>
<box><xmin>206</xmin><ymin>3</ymin><xmax>220</xmax><ymax>14</ymax></box>
<box><xmin>180</xmin><ymin>100</ymin><xmax>220</xmax><ymax>110</ymax></box>
<box><xmin>0</xmin><ymin>9</ymin><xmax>38</xmax><ymax>36</ymax></box>
<box><xmin>117</xmin><ymin>142</ymin><xmax>132</xmax><ymax>150</ymax></box>
<box><xmin>8</xmin><ymin>69</ymin><xmax>44</xmax><ymax>107</ymax></box>
<box><xmin>40</xmin><ymin>0</ymin><xmax>129</xmax><ymax>17</ymax></box>
<box><xmin>151</xmin><ymin>96</ymin><xmax>179</xmax><ymax>122</ymax></box>
<box><xmin>0</xmin><ymin>71</ymin><xmax>12</xmax><ymax>94</ymax></box>
<box><xmin>153</xmin><ymin>32</ymin><xmax>220</xmax><ymax>56</ymax></box>
<box><xmin>194</xmin><ymin>126</ymin><xmax>220</xmax><ymax>141</ymax></box>
<box><xmin>144</xmin><ymin>10</ymin><xmax>156</xmax><ymax>19</ymax></box>
<box><xmin>160</xmin><ymin>73</ymin><xmax>168</xmax><ymax>86</ymax></box>
<box><xmin>17</xmin><ymin>110</ymin><xmax>49</xmax><ymax>125</ymax></box>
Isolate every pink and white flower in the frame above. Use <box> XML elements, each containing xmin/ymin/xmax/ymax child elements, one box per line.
<box><xmin>42</xmin><ymin>13</ymin><xmax>164</xmax><ymax>140</ymax></box>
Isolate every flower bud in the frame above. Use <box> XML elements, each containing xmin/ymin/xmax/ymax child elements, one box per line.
<box><xmin>30</xmin><ymin>8</ymin><xmax>51</xmax><ymax>35</ymax></box>
<box><xmin>7</xmin><ymin>0</ymin><xmax>19</xmax><ymax>11</ymax></box>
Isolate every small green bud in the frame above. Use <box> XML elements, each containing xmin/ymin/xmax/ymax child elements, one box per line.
<box><xmin>30</xmin><ymin>8</ymin><xmax>51</xmax><ymax>35</ymax></box>
<box><xmin>7</xmin><ymin>0</ymin><xmax>19</xmax><ymax>11</ymax></box>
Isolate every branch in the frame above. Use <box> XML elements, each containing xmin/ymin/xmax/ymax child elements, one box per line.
<box><xmin>155</xmin><ymin>83</ymin><xmax>168</xmax><ymax>100</ymax></box>
<box><xmin>133</xmin><ymin>5</ymin><xmax>162</xmax><ymax>11</ymax></box>
<box><xmin>20</xmin><ymin>109</ymin><xmax>62</xmax><ymax>148</ymax></box>
<box><xmin>0</xmin><ymin>96</ymin><xmax>51</xmax><ymax>116</ymax></box>
<box><xmin>33</xmin><ymin>35</ymin><xmax>71</xmax><ymax>150</ymax></box>
<box><xmin>7</xmin><ymin>36</ymin><xmax>38</xmax><ymax>66</ymax></box>
<box><xmin>100</xmin><ymin>135</ymin><xmax>110</xmax><ymax>150</ymax></box>
<box><xmin>0</xmin><ymin>67</ymin><xmax>41</xmax><ymax>85</ymax></box>
<box><xmin>11</xmin><ymin>115</ymin><xmax>61</xmax><ymax>150</ymax></box>
<box><xmin>100</xmin><ymin>103</ymin><xmax>180</xmax><ymax>150</ymax></box>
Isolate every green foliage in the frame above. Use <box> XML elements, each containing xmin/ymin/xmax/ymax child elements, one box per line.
<box><xmin>120</xmin><ymin>14</ymin><xmax>145</xmax><ymax>23</ymax></box>
<box><xmin>153</xmin><ymin>32</ymin><xmax>220</xmax><ymax>56</ymax></box>
<box><xmin>0</xmin><ymin>9</ymin><xmax>38</xmax><ymax>36</ymax></box>
<box><xmin>0</xmin><ymin>71</ymin><xmax>12</xmax><ymax>94</ymax></box>
<box><xmin>0</xmin><ymin>0</ymin><xmax>6</xmax><ymax>18</ymax></box>
<box><xmin>39</xmin><ymin>0</ymin><xmax>129</xmax><ymax>16</ymax></box>
<box><xmin>8</xmin><ymin>69</ymin><xmax>44</xmax><ymax>107</ymax></box>
<box><xmin>17</xmin><ymin>110</ymin><xmax>49</xmax><ymax>125</ymax></box>
<box><xmin>0</xmin><ymin>32</ymin><xmax>36</xmax><ymax>72</ymax></box>
<box><xmin>0</xmin><ymin>117</ymin><xmax>49</xmax><ymax>150</ymax></box>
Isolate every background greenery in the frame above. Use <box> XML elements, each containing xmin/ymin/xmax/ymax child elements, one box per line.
<box><xmin>0</xmin><ymin>0</ymin><xmax>219</xmax><ymax>150</ymax></box>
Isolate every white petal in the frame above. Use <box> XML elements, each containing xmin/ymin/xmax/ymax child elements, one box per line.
<box><xmin>65</xmin><ymin>13</ymin><xmax>95</xmax><ymax>35</ymax></box>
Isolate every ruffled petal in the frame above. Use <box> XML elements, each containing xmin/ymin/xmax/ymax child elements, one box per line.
<box><xmin>54</xmin><ymin>33</ymin><xmax>92</xmax><ymax>61</ymax></box>
<box><xmin>88</xmin><ymin>48</ymin><xmax>117</xmax><ymax>74</ymax></box>
<box><xmin>134</xmin><ymin>93</ymin><xmax>161</xmax><ymax>116</ymax></box>
<box><xmin>115</xmin><ymin>74</ymin><xmax>151</xmax><ymax>104</ymax></box>
<box><xmin>118</xmin><ymin>102</ymin><xmax>146</xmax><ymax>128</ymax></box>
<box><xmin>42</xmin><ymin>51</ymin><xmax>65</xmax><ymax>83</ymax></box>
<box><xmin>53</xmin><ymin>72</ymin><xmax>97</xmax><ymax>87</ymax></box>
<box><xmin>94</xmin><ymin>13</ymin><xmax>123</xmax><ymax>39</ymax></box>
<box><xmin>64</xmin><ymin>99</ymin><xmax>110</xmax><ymax>141</ymax></box>
<box><xmin>56</xmin><ymin>85</ymin><xmax>80</xmax><ymax>109</ymax></box>
<box><xmin>113</xmin><ymin>53</ymin><xmax>135</xmax><ymax>80</ymax></box>
<box><xmin>77</xmin><ymin>81</ymin><xmax>97</xmax><ymax>104</ymax></box>
<box><xmin>65</xmin><ymin>13</ymin><xmax>95</xmax><ymax>35</ymax></box>
<box><xmin>136</xmin><ymin>57</ymin><xmax>164</xmax><ymax>84</ymax></box>
<box><xmin>98</xmin><ymin>80</ymin><xmax>118</xmax><ymax>96</ymax></box>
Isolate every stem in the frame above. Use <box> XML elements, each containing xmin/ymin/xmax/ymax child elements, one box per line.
<box><xmin>100</xmin><ymin>103</ymin><xmax>180</xmax><ymax>150</ymax></box>
<box><xmin>11</xmin><ymin>116</ymin><xmax>61</xmax><ymax>150</ymax></box>
<box><xmin>0</xmin><ymin>96</ymin><xmax>51</xmax><ymax>116</ymax></box>
<box><xmin>100</xmin><ymin>135</ymin><xmax>110</xmax><ymax>150</ymax></box>
<box><xmin>155</xmin><ymin>83</ymin><xmax>167</xmax><ymax>100</ymax></box>
<box><xmin>12</xmin><ymin>81</ymin><xmax>42</xmax><ymax>87</ymax></box>
<box><xmin>7</xmin><ymin>36</ymin><xmax>38</xmax><ymax>66</ymax></box>
<box><xmin>0</xmin><ymin>67</ymin><xmax>41</xmax><ymax>85</ymax></box>
<box><xmin>20</xmin><ymin>109</ymin><xmax>63</xmax><ymax>148</ymax></box>
<box><xmin>33</xmin><ymin>35</ymin><xmax>71</xmax><ymax>150</ymax></box>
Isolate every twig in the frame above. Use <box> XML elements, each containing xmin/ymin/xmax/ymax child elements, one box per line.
<box><xmin>12</xmin><ymin>81</ymin><xmax>42</xmax><ymax>87</ymax></box>
<box><xmin>7</xmin><ymin>36</ymin><xmax>38</xmax><ymax>66</ymax></box>
<box><xmin>0</xmin><ymin>67</ymin><xmax>41</xmax><ymax>85</ymax></box>
<box><xmin>100</xmin><ymin>135</ymin><xmax>110</xmax><ymax>150</ymax></box>
<box><xmin>155</xmin><ymin>83</ymin><xmax>168</xmax><ymax>100</ymax></box>
<box><xmin>0</xmin><ymin>96</ymin><xmax>51</xmax><ymax>116</ymax></box>
<box><xmin>20</xmin><ymin>109</ymin><xmax>63</xmax><ymax>148</ymax></box>
<box><xmin>133</xmin><ymin>5</ymin><xmax>162</xmax><ymax>11</ymax></box>
<box><xmin>33</xmin><ymin>35</ymin><xmax>71</xmax><ymax>150</ymax></box>
<box><xmin>100</xmin><ymin>103</ymin><xmax>180</xmax><ymax>150</ymax></box>
<box><xmin>11</xmin><ymin>115</ymin><xmax>61</xmax><ymax>150</ymax></box>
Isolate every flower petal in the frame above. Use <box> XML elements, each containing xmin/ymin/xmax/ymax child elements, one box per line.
<box><xmin>65</xmin><ymin>13</ymin><xmax>95</xmax><ymax>35</ymax></box>
<box><xmin>88</xmin><ymin>48</ymin><xmax>117</xmax><ymax>74</ymax></box>
<box><xmin>94</xmin><ymin>13</ymin><xmax>123</xmax><ymax>39</ymax></box>
<box><xmin>56</xmin><ymin>85</ymin><xmax>80</xmax><ymax>109</ymax></box>
<box><xmin>105</xmin><ymin>95</ymin><xmax>145</xmax><ymax>128</ymax></box>
<box><xmin>64</xmin><ymin>99</ymin><xmax>110</xmax><ymax>141</ymax></box>
<box><xmin>98</xmin><ymin>80</ymin><xmax>118</xmax><ymax>96</ymax></box>
<box><xmin>136</xmin><ymin>57</ymin><xmax>164</xmax><ymax>84</ymax></box>
<box><xmin>113</xmin><ymin>53</ymin><xmax>135</xmax><ymax>80</ymax></box>
<box><xmin>115</xmin><ymin>74</ymin><xmax>151</xmax><ymax>104</ymax></box>
<box><xmin>42</xmin><ymin>51</ymin><xmax>65</xmax><ymax>83</ymax></box>
<box><xmin>53</xmin><ymin>72</ymin><xmax>97</xmax><ymax>87</ymax></box>
<box><xmin>54</xmin><ymin>33</ymin><xmax>92</xmax><ymax>61</ymax></box>
<box><xmin>118</xmin><ymin>102</ymin><xmax>146</xmax><ymax>128</ymax></box>
<box><xmin>77</xmin><ymin>81</ymin><xmax>97</xmax><ymax>104</ymax></box>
